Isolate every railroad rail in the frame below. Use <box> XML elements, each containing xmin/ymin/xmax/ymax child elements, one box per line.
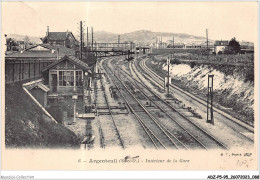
<box><xmin>114</xmin><ymin>59</ymin><xmax>228</xmax><ymax>150</ymax></box>
<box><xmin>93</xmin><ymin>77</ymin><xmax>105</xmax><ymax>148</ymax></box>
<box><xmin>94</xmin><ymin>64</ymin><xmax>125</xmax><ymax>149</ymax></box>
<box><xmin>103</xmin><ymin>58</ymin><xmax>181</xmax><ymax>149</ymax></box>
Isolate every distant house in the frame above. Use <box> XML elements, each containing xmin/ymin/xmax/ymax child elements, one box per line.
<box><xmin>41</xmin><ymin>26</ymin><xmax>77</xmax><ymax>49</ymax></box>
<box><xmin>239</xmin><ymin>41</ymin><xmax>254</xmax><ymax>54</ymax></box>
<box><xmin>214</xmin><ymin>40</ymin><xmax>229</xmax><ymax>54</ymax></box>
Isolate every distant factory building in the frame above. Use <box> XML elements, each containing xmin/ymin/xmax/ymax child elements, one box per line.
<box><xmin>41</xmin><ymin>26</ymin><xmax>77</xmax><ymax>49</ymax></box>
<box><xmin>42</xmin><ymin>55</ymin><xmax>93</xmax><ymax>94</ymax></box>
<box><xmin>185</xmin><ymin>43</ymin><xmax>202</xmax><ymax>49</ymax></box>
<box><xmin>214</xmin><ymin>40</ymin><xmax>229</xmax><ymax>54</ymax></box>
<box><xmin>166</xmin><ymin>43</ymin><xmax>185</xmax><ymax>49</ymax></box>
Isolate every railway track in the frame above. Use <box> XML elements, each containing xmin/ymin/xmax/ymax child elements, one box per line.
<box><xmin>137</xmin><ymin>57</ymin><xmax>254</xmax><ymax>143</ymax></box>
<box><xmin>94</xmin><ymin>63</ymin><xmax>125</xmax><ymax>149</ymax></box>
<box><xmin>103</xmin><ymin>58</ymin><xmax>183</xmax><ymax>150</ymax></box>
<box><xmin>114</xmin><ymin>59</ymin><xmax>228</xmax><ymax>150</ymax></box>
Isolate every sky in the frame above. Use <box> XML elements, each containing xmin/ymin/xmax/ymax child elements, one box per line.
<box><xmin>2</xmin><ymin>1</ymin><xmax>258</xmax><ymax>42</ymax></box>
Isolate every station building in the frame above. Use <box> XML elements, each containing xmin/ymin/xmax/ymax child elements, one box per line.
<box><xmin>42</xmin><ymin>55</ymin><xmax>93</xmax><ymax>95</ymax></box>
<box><xmin>5</xmin><ymin>44</ymin><xmax>77</xmax><ymax>84</ymax></box>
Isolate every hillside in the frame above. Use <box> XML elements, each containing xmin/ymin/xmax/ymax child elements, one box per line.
<box><xmin>146</xmin><ymin>55</ymin><xmax>254</xmax><ymax>126</ymax></box>
<box><xmin>94</xmin><ymin>30</ymin><xmax>211</xmax><ymax>45</ymax></box>
<box><xmin>7</xmin><ymin>30</ymin><xmax>253</xmax><ymax>47</ymax></box>
<box><xmin>7</xmin><ymin>30</ymin><xmax>212</xmax><ymax>46</ymax></box>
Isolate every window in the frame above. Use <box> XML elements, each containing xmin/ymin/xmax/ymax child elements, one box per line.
<box><xmin>76</xmin><ymin>71</ymin><xmax>82</xmax><ymax>86</ymax></box>
<box><xmin>58</xmin><ymin>70</ymin><xmax>82</xmax><ymax>87</ymax></box>
<box><xmin>59</xmin><ymin>71</ymin><xmax>74</xmax><ymax>86</ymax></box>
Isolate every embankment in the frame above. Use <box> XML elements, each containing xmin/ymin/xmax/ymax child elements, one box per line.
<box><xmin>146</xmin><ymin>55</ymin><xmax>254</xmax><ymax>126</ymax></box>
<box><xmin>5</xmin><ymin>83</ymin><xmax>80</xmax><ymax>148</ymax></box>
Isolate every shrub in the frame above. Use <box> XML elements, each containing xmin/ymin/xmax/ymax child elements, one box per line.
<box><xmin>244</xmin><ymin>72</ymin><xmax>254</xmax><ymax>83</ymax></box>
<box><xmin>190</xmin><ymin>61</ymin><xmax>196</xmax><ymax>68</ymax></box>
<box><xmin>171</xmin><ymin>58</ymin><xmax>181</xmax><ymax>65</ymax></box>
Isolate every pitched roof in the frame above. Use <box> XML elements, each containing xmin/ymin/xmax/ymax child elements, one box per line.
<box><xmin>42</xmin><ymin>55</ymin><xmax>90</xmax><ymax>72</ymax></box>
<box><xmin>42</xmin><ymin>32</ymin><xmax>77</xmax><ymax>42</ymax></box>
<box><xmin>48</xmin><ymin>32</ymin><xmax>67</xmax><ymax>41</ymax></box>
<box><xmin>40</xmin><ymin>44</ymin><xmax>76</xmax><ymax>56</ymax></box>
<box><xmin>5</xmin><ymin>49</ymin><xmax>58</xmax><ymax>58</ymax></box>
<box><xmin>5</xmin><ymin>44</ymin><xmax>76</xmax><ymax>59</ymax></box>
<box><xmin>28</xmin><ymin>83</ymin><xmax>50</xmax><ymax>92</ymax></box>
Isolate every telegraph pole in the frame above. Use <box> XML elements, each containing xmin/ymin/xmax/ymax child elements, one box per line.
<box><xmin>206</xmin><ymin>28</ymin><xmax>214</xmax><ymax>124</ymax></box>
<box><xmin>91</xmin><ymin>27</ymin><xmax>94</xmax><ymax>51</ymax></box>
<box><xmin>87</xmin><ymin>27</ymin><xmax>89</xmax><ymax>47</ymax></box>
<box><xmin>80</xmin><ymin>21</ymin><xmax>83</xmax><ymax>60</ymax></box>
<box><xmin>172</xmin><ymin>37</ymin><xmax>174</xmax><ymax>60</ymax></box>
<box><xmin>86</xmin><ymin>27</ymin><xmax>89</xmax><ymax>64</ymax></box>
<box><xmin>206</xmin><ymin>29</ymin><xmax>209</xmax><ymax>56</ymax></box>
<box><xmin>207</xmin><ymin>75</ymin><xmax>214</xmax><ymax>124</ymax></box>
<box><xmin>118</xmin><ymin>35</ymin><xmax>120</xmax><ymax>47</ymax></box>
<box><xmin>167</xmin><ymin>57</ymin><xmax>170</xmax><ymax>95</ymax></box>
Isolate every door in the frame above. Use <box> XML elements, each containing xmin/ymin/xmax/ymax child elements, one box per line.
<box><xmin>51</xmin><ymin>74</ymin><xmax>57</xmax><ymax>92</ymax></box>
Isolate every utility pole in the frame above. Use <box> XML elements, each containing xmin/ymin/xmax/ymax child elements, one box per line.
<box><xmin>86</xmin><ymin>27</ymin><xmax>89</xmax><ymax>64</ymax></box>
<box><xmin>167</xmin><ymin>57</ymin><xmax>170</xmax><ymax>95</ymax></box>
<box><xmin>172</xmin><ymin>37</ymin><xmax>174</xmax><ymax>60</ymax></box>
<box><xmin>207</xmin><ymin>75</ymin><xmax>214</xmax><ymax>124</ymax></box>
<box><xmin>91</xmin><ymin>27</ymin><xmax>94</xmax><ymax>51</ymax></box>
<box><xmin>118</xmin><ymin>35</ymin><xmax>120</xmax><ymax>47</ymax></box>
<box><xmin>206</xmin><ymin>29</ymin><xmax>209</xmax><ymax>56</ymax></box>
<box><xmin>80</xmin><ymin>21</ymin><xmax>83</xmax><ymax>60</ymax></box>
<box><xmin>87</xmin><ymin>27</ymin><xmax>89</xmax><ymax>47</ymax></box>
<box><xmin>206</xmin><ymin>29</ymin><xmax>214</xmax><ymax>125</ymax></box>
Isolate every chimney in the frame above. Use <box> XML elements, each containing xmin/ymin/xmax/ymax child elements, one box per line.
<box><xmin>57</xmin><ymin>48</ymin><xmax>60</xmax><ymax>60</ymax></box>
<box><xmin>46</xmin><ymin>26</ymin><xmax>49</xmax><ymax>36</ymax></box>
<box><xmin>4</xmin><ymin>34</ymin><xmax>8</xmax><ymax>53</ymax></box>
<box><xmin>66</xmin><ymin>29</ymin><xmax>69</xmax><ymax>37</ymax></box>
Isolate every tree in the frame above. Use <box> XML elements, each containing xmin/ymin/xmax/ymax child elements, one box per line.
<box><xmin>224</xmin><ymin>37</ymin><xmax>241</xmax><ymax>54</ymax></box>
<box><xmin>24</xmin><ymin>35</ymin><xmax>30</xmax><ymax>49</ymax></box>
<box><xmin>6</xmin><ymin>38</ymin><xmax>15</xmax><ymax>51</ymax></box>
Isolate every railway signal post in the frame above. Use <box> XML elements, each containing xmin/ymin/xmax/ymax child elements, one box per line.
<box><xmin>72</xmin><ymin>94</ymin><xmax>78</xmax><ymax>123</ymax></box>
<box><xmin>207</xmin><ymin>75</ymin><xmax>214</xmax><ymax>124</ymax></box>
<box><xmin>166</xmin><ymin>57</ymin><xmax>170</xmax><ymax>95</ymax></box>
